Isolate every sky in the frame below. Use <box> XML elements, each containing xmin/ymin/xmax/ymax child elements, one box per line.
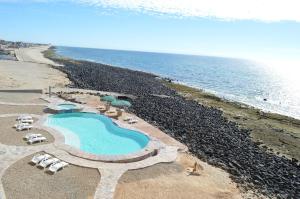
<box><xmin>0</xmin><ymin>0</ymin><xmax>300</xmax><ymax>64</ymax></box>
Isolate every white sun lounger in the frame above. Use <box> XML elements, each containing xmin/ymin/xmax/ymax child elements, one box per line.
<box><xmin>24</xmin><ymin>133</ymin><xmax>42</xmax><ymax>140</ymax></box>
<box><xmin>38</xmin><ymin>158</ymin><xmax>60</xmax><ymax>169</ymax></box>
<box><xmin>13</xmin><ymin>122</ymin><xmax>30</xmax><ymax>128</ymax></box>
<box><xmin>128</xmin><ymin>118</ymin><xmax>138</xmax><ymax>124</ymax></box>
<box><xmin>123</xmin><ymin>117</ymin><xmax>133</xmax><ymax>121</ymax></box>
<box><xmin>31</xmin><ymin>154</ymin><xmax>51</xmax><ymax>165</ymax></box>
<box><xmin>48</xmin><ymin>161</ymin><xmax>69</xmax><ymax>173</ymax></box>
<box><xmin>20</xmin><ymin>118</ymin><xmax>34</xmax><ymax>124</ymax></box>
<box><xmin>17</xmin><ymin>115</ymin><xmax>32</xmax><ymax>121</ymax></box>
<box><xmin>16</xmin><ymin>124</ymin><xmax>33</xmax><ymax>131</ymax></box>
<box><xmin>28</xmin><ymin>136</ymin><xmax>46</xmax><ymax>144</ymax></box>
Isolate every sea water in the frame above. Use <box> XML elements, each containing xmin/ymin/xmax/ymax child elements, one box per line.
<box><xmin>55</xmin><ymin>46</ymin><xmax>300</xmax><ymax>119</ymax></box>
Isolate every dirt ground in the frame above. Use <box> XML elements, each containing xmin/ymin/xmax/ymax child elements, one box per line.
<box><xmin>114</xmin><ymin>153</ymin><xmax>242</xmax><ymax>199</ymax></box>
<box><xmin>0</xmin><ymin>92</ymin><xmax>47</xmax><ymax>104</ymax></box>
<box><xmin>0</xmin><ymin>104</ymin><xmax>45</xmax><ymax>115</ymax></box>
<box><xmin>2</xmin><ymin>153</ymin><xmax>100</xmax><ymax>199</ymax></box>
<box><xmin>0</xmin><ymin>116</ymin><xmax>54</xmax><ymax>146</ymax></box>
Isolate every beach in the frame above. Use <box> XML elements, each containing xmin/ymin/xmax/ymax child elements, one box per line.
<box><xmin>0</xmin><ymin>45</ymin><xmax>299</xmax><ymax>199</ymax></box>
<box><xmin>0</xmin><ymin>46</ymin><xmax>68</xmax><ymax>90</ymax></box>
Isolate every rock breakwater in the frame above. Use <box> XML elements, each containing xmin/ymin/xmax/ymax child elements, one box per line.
<box><xmin>49</xmin><ymin>57</ymin><xmax>300</xmax><ymax>198</ymax></box>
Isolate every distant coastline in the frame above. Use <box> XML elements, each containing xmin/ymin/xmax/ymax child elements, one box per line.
<box><xmin>45</xmin><ymin>46</ymin><xmax>300</xmax><ymax>159</ymax></box>
<box><xmin>54</xmin><ymin>46</ymin><xmax>300</xmax><ymax>120</ymax></box>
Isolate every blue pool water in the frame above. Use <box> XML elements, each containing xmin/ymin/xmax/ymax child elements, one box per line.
<box><xmin>46</xmin><ymin>112</ymin><xmax>149</xmax><ymax>155</ymax></box>
<box><xmin>55</xmin><ymin>46</ymin><xmax>300</xmax><ymax>119</ymax></box>
<box><xmin>58</xmin><ymin>103</ymin><xmax>77</xmax><ymax>110</ymax></box>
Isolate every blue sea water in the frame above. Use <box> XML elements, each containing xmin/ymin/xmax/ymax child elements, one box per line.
<box><xmin>55</xmin><ymin>46</ymin><xmax>300</xmax><ymax>119</ymax></box>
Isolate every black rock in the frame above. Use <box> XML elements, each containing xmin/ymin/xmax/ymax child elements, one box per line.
<box><xmin>48</xmin><ymin>57</ymin><xmax>300</xmax><ymax>199</ymax></box>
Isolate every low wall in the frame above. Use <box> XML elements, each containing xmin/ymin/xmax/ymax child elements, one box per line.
<box><xmin>0</xmin><ymin>89</ymin><xmax>43</xmax><ymax>94</ymax></box>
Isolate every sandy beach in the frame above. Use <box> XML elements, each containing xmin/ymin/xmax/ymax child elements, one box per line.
<box><xmin>0</xmin><ymin>46</ymin><xmax>69</xmax><ymax>90</ymax></box>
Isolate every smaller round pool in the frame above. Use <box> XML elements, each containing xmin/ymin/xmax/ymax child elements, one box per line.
<box><xmin>57</xmin><ymin>103</ymin><xmax>77</xmax><ymax>110</ymax></box>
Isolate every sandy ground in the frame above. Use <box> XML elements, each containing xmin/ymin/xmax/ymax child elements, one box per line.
<box><xmin>2</xmin><ymin>153</ymin><xmax>100</xmax><ymax>199</ymax></box>
<box><xmin>0</xmin><ymin>104</ymin><xmax>45</xmax><ymax>115</ymax></box>
<box><xmin>0</xmin><ymin>60</ymin><xmax>68</xmax><ymax>90</ymax></box>
<box><xmin>0</xmin><ymin>92</ymin><xmax>47</xmax><ymax>104</ymax></box>
<box><xmin>114</xmin><ymin>153</ymin><xmax>241</xmax><ymax>199</ymax></box>
<box><xmin>0</xmin><ymin>46</ymin><xmax>69</xmax><ymax>90</ymax></box>
<box><xmin>14</xmin><ymin>46</ymin><xmax>58</xmax><ymax>66</ymax></box>
<box><xmin>0</xmin><ymin>117</ymin><xmax>54</xmax><ymax>146</ymax></box>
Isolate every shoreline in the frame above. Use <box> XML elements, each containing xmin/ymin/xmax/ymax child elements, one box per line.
<box><xmin>48</xmin><ymin>46</ymin><xmax>300</xmax><ymax>125</ymax></box>
<box><xmin>53</xmin><ymin>46</ymin><xmax>300</xmax><ymax>121</ymax></box>
<box><xmin>44</xmin><ymin>47</ymin><xmax>300</xmax><ymax>160</ymax></box>
<box><xmin>43</xmin><ymin>47</ymin><xmax>300</xmax><ymax>198</ymax></box>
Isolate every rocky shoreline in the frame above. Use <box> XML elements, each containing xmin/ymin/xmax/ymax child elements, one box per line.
<box><xmin>46</xmin><ymin>51</ymin><xmax>300</xmax><ymax>198</ymax></box>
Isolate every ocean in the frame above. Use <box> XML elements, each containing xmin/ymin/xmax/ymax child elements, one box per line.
<box><xmin>55</xmin><ymin>46</ymin><xmax>300</xmax><ymax>119</ymax></box>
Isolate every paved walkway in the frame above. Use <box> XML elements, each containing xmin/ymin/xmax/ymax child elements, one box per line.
<box><xmin>0</xmin><ymin>99</ymin><xmax>179</xmax><ymax>199</ymax></box>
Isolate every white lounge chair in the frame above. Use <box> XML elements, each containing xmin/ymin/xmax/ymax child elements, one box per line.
<box><xmin>13</xmin><ymin>122</ymin><xmax>30</xmax><ymax>128</ymax></box>
<box><xmin>38</xmin><ymin>158</ymin><xmax>60</xmax><ymax>169</ymax></box>
<box><xmin>123</xmin><ymin>116</ymin><xmax>133</xmax><ymax>121</ymax></box>
<box><xmin>31</xmin><ymin>154</ymin><xmax>51</xmax><ymax>165</ymax></box>
<box><xmin>20</xmin><ymin>118</ymin><xmax>34</xmax><ymax>124</ymax></box>
<box><xmin>28</xmin><ymin>136</ymin><xmax>46</xmax><ymax>144</ymax></box>
<box><xmin>16</xmin><ymin>124</ymin><xmax>33</xmax><ymax>131</ymax></box>
<box><xmin>128</xmin><ymin>118</ymin><xmax>138</xmax><ymax>124</ymax></box>
<box><xmin>48</xmin><ymin>161</ymin><xmax>69</xmax><ymax>173</ymax></box>
<box><xmin>24</xmin><ymin>133</ymin><xmax>42</xmax><ymax>140</ymax></box>
<box><xmin>17</xmin><ymin>115</ymin><xmax>32</xmax><ymax>121</ymax></box>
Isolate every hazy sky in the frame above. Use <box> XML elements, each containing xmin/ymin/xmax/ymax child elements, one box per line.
<box><xmin>0</xmin><ymin>0</ymin><xmax>300</xmax><ymax>63</ymax></box>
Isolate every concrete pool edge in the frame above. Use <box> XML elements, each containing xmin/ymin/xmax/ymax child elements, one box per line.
<box><xmin>46</xmin><ymin>102</ymin><xmax>83</xmax><ymax>113</ymax></box>
<box><xmin>38</xmin><ymin>113</ymin><xmax>163</xmax><ymax>163</ymax></box>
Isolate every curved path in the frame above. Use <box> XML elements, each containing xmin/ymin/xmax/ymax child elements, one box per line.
<box><xmin>0</xmin><ymin>101</ymin><xmax>178</xmax><ymax>199</ymax></box>
<box><xmin>14</xmin><ymin>46</ymin><xmax>59</xmax><ymax>66</ymax></box>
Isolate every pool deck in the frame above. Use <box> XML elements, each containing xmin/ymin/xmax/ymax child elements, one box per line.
<box><xmin>0</xmin><ymin>46</ymin><xmax>245</xmax><ymax>199</ymax></box>
<box><xmin>0</xmin><ymin>93</ymin><xmax>180</xmax><ymax>199</ymax></box>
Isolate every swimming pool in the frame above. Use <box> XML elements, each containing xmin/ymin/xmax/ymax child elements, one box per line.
<box><xmin>46</xmin><ymin>112</ymin><xmax>150</xmax><ymax>155</ymax></box>
<box><xmin>57</xmin><ymin>103</ymin><xmax>77</xmax><ymax>110</ymax></box>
